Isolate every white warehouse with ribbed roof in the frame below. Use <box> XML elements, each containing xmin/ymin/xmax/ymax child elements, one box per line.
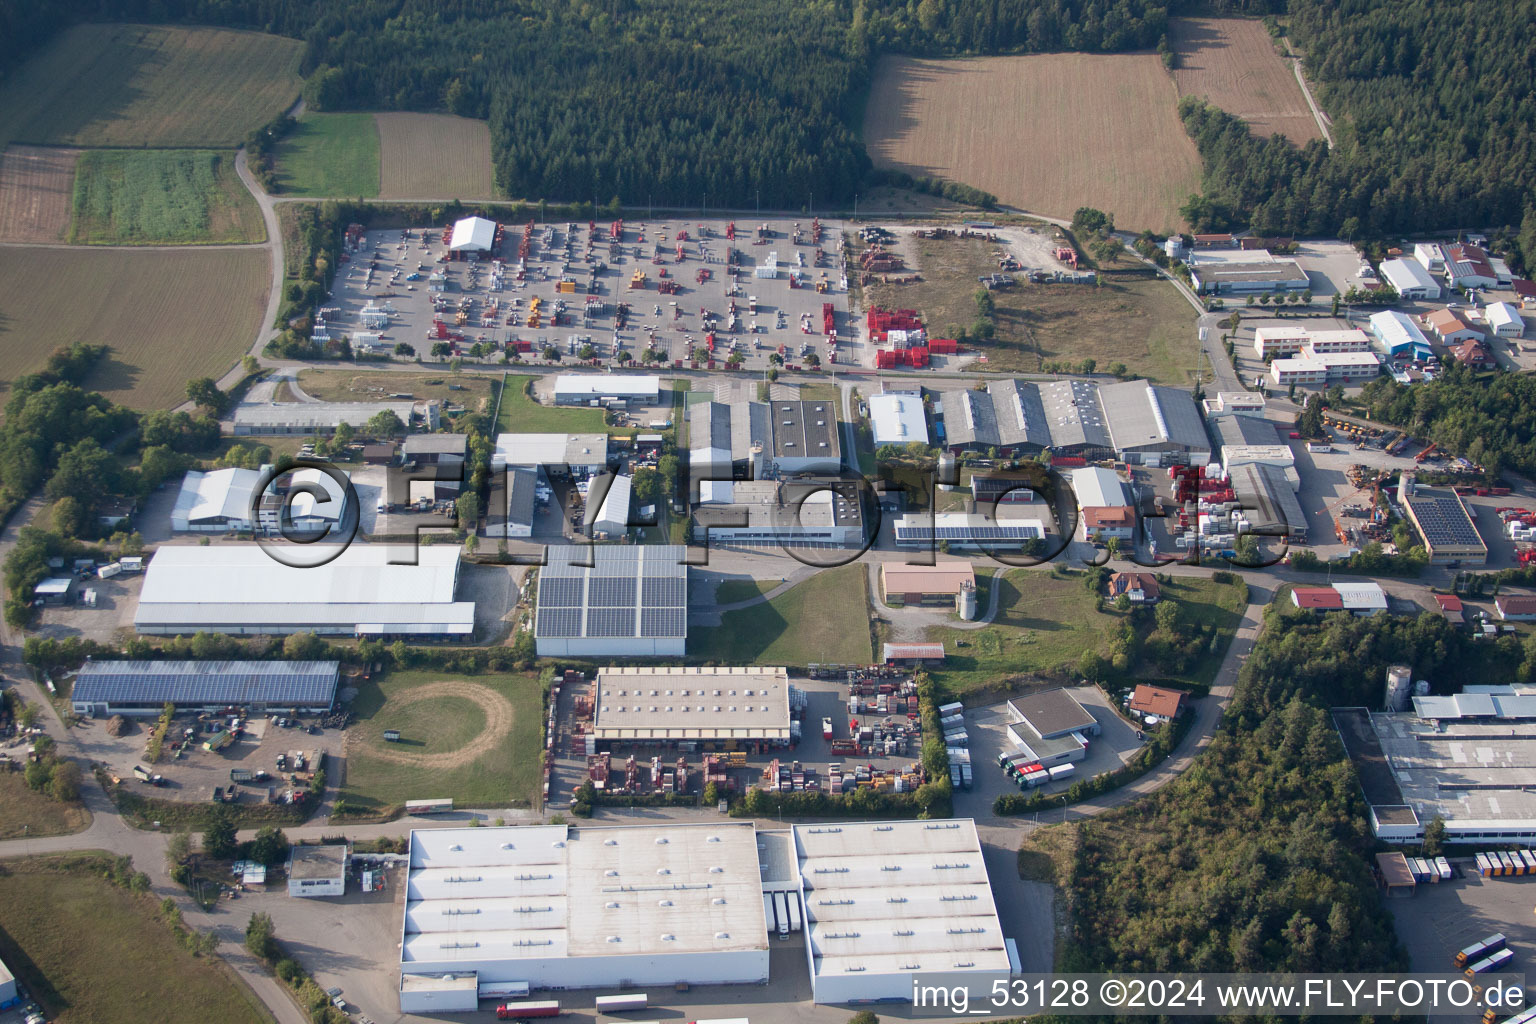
<box><xmin>396</xmin><ymin>818</ymin><xmax>1012</xmax><ymax>1011</ymax></box>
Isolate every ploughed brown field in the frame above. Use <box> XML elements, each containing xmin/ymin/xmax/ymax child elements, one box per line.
<box><xmin>0</xmin><ymin>146</ymin><xmax>79</xmax><ymax>243</ymax></box>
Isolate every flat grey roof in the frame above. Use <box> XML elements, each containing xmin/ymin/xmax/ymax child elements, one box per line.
<box><xmin>1192</xmin><ymin>259</ymin><xmax>1309</xmax><ymax>283</ymax></box>
<box><xmin>1038</xmin><ymin>379</ymin><xmax>1112</xmax><ymax>450</ymax></box>
<box><xmin>402</xmin><ymin>433</ymin><xmax>466</xmax><ymax>456</ymax></box>
<box><xmin>1098</xmin><ymin>380</ymin><xmax>1210</xmax><ymax>453</ymax></box>
<box><xmin>1361</xmin><ymin>709</ymin><xmax>1536</xmax><ymax>829</ymax></box>
<box><xmin>689</xmin><ymin>401</ymin><xmax>734</xmax><ymax>453</ymax></box>
<box><xmin>289</xmin><ymin>843</ymin><xmax>348</xmax><ymax>879</ymax></box>
<box><xmin>1009</xmin><ymin>688</ymin><xmax>1096</xmax><ymax>739</ymax></box>
<box><xmin>233</xmin><ymin>401</ymin><xmax>418</xmax><ymax>429</ymax></box>
<box><xmin>1227</xmin><ymin>462</ymin><xmax>1308</xmax><ymax>540</ymax></box>
<box><xmin>770</xmin><ymin>400</ymin><xmax>839</xmax><ymax>461</ymax></box>
<box><xmin>488</xmin><ymin>466</ymin><xmax>538</xmax><ymax>533</ymax></box>
<box><xmin>991</xmin><ymin>379</ymin><xmax>1055</xmax><ymax>449</ymax></box>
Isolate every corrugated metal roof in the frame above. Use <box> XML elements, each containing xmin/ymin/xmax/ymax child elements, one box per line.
<box><xmin>989</xmin><ymin>379</ymin><xmax>1053</xmax><ymax>449</ymax></box>
<box><xmin>1098</xmin><ymin>380</ymin><xmax>1210</xmax><ymax>453</ymax></box>
<box><xmin>870</xmin><ymin>394</ymin><xmax>930</xmax><ymax>446</ymax></box>
<box><xmin>1038</xmin><ymin>379</ymin><xmax>1112</xmax><ymax>450</ymax></box>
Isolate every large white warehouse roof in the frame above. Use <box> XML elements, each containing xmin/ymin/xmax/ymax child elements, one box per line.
<box><xmin>134</xmin><ymin>544</ymin><xmax>474</xmax><ymax>636</ymax></box>
<box><xmin>554</xmin><ymin>374</ymin><xmax>661</xmax><ymax>399</ymax></box>
<box><xmin>592</xmin><ymin>666</ymin><xmax>791</xmax><ymax>741</ymax></box>
<box><xmin>795</xmin><ymin>819</ymin><xmax>1010</xmax><ymax>1003</ymax></box>
<box><xmin>402</xmin><ymin>823</ymin><xmax>768</xmax><ymax>984</ymax></box>
<box><xmin>449</xmin><ymin>216</ymin><xmax>497</xmax><ymax>251</ymax></box>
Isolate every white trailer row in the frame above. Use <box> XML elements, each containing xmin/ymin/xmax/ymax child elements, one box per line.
<box><xmin>764</xmin><ymin>890</ymin><xmax>802</xmax><ymax>938</ymax></box>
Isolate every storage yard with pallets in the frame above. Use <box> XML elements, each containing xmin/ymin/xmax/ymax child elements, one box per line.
<box><xmin>0</xmin><ymin>145</ymin><xmax>79</xmax><ymax>242</ymax></box>
<box><xmin>0</xmin><ymin>24</ymin><xmax>303</xmax><ymax>149</ymax></box>
<box><xmin>0</xmin><ymin>246</ymin><xmax>268</xmax><ymax>409</ymax></box>
<box><xmin>68</xmin><ymin>149</ymin><xmax>266</xmax><ymax>245</ymax></box>
<box><xmin>863</xmin><ymin>228</ymin><xmax>1200</xmax><ymax>383</ymax></box>
<box><xmin>376</xmin><ymin>112</ymin><xmax>497</xmax><ymax>199</ymax></box>
<box><xmin>862</xmin><ymin>53</ymin><xmax>1203</xmax><ymax>231</ymax></box>
<box><xmin>325</xmin><ymin>215</ymin><xmax>853</xmax><ymax>377</ymax></box>
<box><xmin>1167</xmin><ymin>17</ymin><xmax>1323</xmax><ymax>144</ymax></box>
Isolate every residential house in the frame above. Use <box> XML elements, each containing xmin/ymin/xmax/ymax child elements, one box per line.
<box><xmin>1448</xmin><ymin>338</ymin><xmax>1497</xmax><ymax>370</ymax></box>
<box><xmin>1128</xmin><ymin>684</ymin><xmax>1187</xmax><ymax>724</ymax></box>
<box><xmin>1107</xmin><ymin>572</ymin><xmax>1160</xmax><ymax>605</ymax></box>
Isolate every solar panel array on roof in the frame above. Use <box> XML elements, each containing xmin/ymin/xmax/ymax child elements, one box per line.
<box><xmin>895</xmin><ymin>524</ymin><xmax>1041</xmax><ymax>540</ymax></box>
<box><xmin>534</xmin><ymin>545</ymin><xmax>687</xmax><ymax>647</ymax></box>
<box><xmin>71</xmin><ymin>660</ymin><xmax>340</xmax><ymax>707</ymax></box>
<box><xmin>1408</xmin><ymin>492</ymin><xmax>1484</xmax><ymax>547</ymax></box>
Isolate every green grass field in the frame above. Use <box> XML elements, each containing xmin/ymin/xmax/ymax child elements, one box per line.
<box><xmin>272</xmin><ymin>113</ymin><xmax>380</xmax><ymax>197</ymax></box>
<box><xmin>69</xmin><ymin>150</ymin><xmax>265</xmax><ymax>244</ymax></box>
<box><xmin>0</xmin><ymin>24</ymin><xmax>302</xmax><ymax>150</ymax></box>
<box><xmin>297</xmin><ymin>369</ymin><xmax>498</xmax><ymax>415</ymax></box>
<box><xmin>0</xmin><ymin>854</ymin><xmax>272</xmax><ymax>1024</ymax></box>
<box><xmin>339</xmin><ymin>670</ymin><xmax>544</xmax><ymax>818</ymax></box>
<box><xmin>496</xmin><ymin>376</ymin><xmax>614</xmax><ymax>433</ymax></box>
<box><xmin>690</xmin><ymin>563</ymin><xmax>872</xmax><ymax>666</ymax></box>
<box><xmin>0</xmin><ymin>771</ymin><xmax>91</xmax><ymax>840</ymax></box>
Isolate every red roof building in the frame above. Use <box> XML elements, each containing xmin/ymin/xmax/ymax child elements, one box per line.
<box><xmin>1448</xmin><ymin>338</ymin><xmax>1496</xmax><ymax>370</ymax></box>
<box><xmin>1108</xmin><ymin>572</ymin><xmax>1160</xmax><ymax>604</ymax></box>
<box><xmin>1433</xmin><ymin>594</ymin><xmax>1464</xmax><ymax>622</ymax></box>
<box><xmin>1496</xmin><ymin>594</ymin><xmax>1536</xmax><ymax>621</ymax></box>
<box><xmin>1291</xmin><ymin>586</ymin><xmax>1344</xmax><ymax>610</ymax></box>
<box><xmin>1128</xmin><ymin>684</ymin><xmax>1187</xmax><ymax>722</ymax></box>
<box><xmin>1513</xmin><ymin>279</ymin><xmax>1536</xmax><ymax>309</ymax></box>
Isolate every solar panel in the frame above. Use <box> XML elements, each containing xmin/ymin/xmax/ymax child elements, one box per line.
<box><xmin>587</xmin><ymin>607</ymin><xmax>636</xmax><ymax>637</ymax></box>
<box><xmin>588</xmin><ymin>576</ymin><xmax>636</xmax><ymax>607</ymax></box>
<box><xmin>539</xmin><ymin>577</ymin><xmax>584</xmax><ymax>607</ymax></box>
<box><xmin>642</xmin><ymin>577</ymin><xmax>686</xmax><ymax>605</ymax></box>
<box><xmin>641</xmin><ymin>606</ymin><xmax>686</xmax><ymax>637</ymax></box>
<box><xmin>536</xmin><ymin>607</ymin><xmax>584</xmax><ymax>637</ymax></box>
<box><xmin>70</xmin><ymin>660</ymin><xmax>339</xmax><ymax>705</ymax></box>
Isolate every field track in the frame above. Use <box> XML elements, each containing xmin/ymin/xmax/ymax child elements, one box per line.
<box><xmin>0</xmin><ymin>246</ymin><xmax>268</xmax><ymax>409</ymax></box>
<box><xmin>0</xmin><ymin>146</ymin><xmax>78</xmax><ymax>243</ymax></box>
<box><xmin>863</xmin><ymin>54</ymin><xmax>1202</xmax><ymax>231</ymax></box>
<box><xmin>0</xmin><ymin>24</ymin><xmax>302</xmax><ymax>149</ymax></box>
<box><xmin>377</xmin><ymin>113</ymin><xmax>496</xmax><ymax>199</ymax></box>
<box><xmin>1168</xmin><ymin>17</ymin><xmax>1322</xmax><ymax>143</ymax></box>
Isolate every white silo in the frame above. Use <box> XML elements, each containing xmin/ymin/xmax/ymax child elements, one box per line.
<box><xmin>957</xmin><ymin>581</ymin><xmax>979</xmax><ymax>621</ymax></box>
<box><xmin>1385</xmin><ymin>664</ymin><xmax>1413</xmax><ymax>711</ymax></box>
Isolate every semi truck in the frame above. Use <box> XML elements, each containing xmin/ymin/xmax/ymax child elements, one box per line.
<box><xmin>773</xmin><ymin>892</ymin><xmax>789</xmax><ymax>940</ymax></box>
<box><xmin>496</xmin><ymin>1000</ymin><xmax>561</xmax><ymax>1019</ymax></box>
<box><xmin>595</xmin><ymin>994</ymin><xmax>648</xmax><ymax>1013</ymax></box>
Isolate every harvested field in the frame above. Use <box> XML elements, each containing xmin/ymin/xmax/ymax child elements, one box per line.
<box><xmin>0</xmin><ymin>247</ymin><xmax>267</xmax><ymax>409</ymax></box>
<box><xmin>1168</xmin><ymin>17</ymin><xmax>1322</xmax><ymax>143</ymax></box>
<box><xmin>377</xmin><ymin>113</ymin><xmax>496</xmax><ymax>199</ymax></box>
<box><xmin>69</xmin><ymin>150</ymin><xmax>265</xmax><ymax>245</ymax></box>
<box><xmin>0</xmin><ymin>24</ymin><xmax>303</xmax><ymax>149</ymax></box>
<box><xmin>0</xmin><ymin>145</ymin><xmax>78</xmax><ymax>243</ymax></box>
<box><xmin>863</xmin><ymin>54</ymin><xmax>1202</xmax><ymax>232</ymax></box>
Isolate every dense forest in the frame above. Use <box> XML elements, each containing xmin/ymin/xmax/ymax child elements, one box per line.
<box><xmin>1354</xmin><ymin>368</ymin><xmax>1536</xmax><ymax>478</ymax></box>
<box><xmin>1059</xmin><ymin>606</ymin><xmax>1532</xmax><ymax>974</ymax></box>
<box><xmin>1184</xmin><ymin>0</ymin><xmax>1536</xmax><ymax>269</ymax></box>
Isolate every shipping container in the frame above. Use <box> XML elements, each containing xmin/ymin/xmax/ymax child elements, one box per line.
<box><xmin>1456</xmin><ymin>934</ymin><xmax>1506</xmax><ymax>968</ymax></box>
<box><xmin>1476</xmin><ymin>853</ymin><xmax>1493</xmax><ymax>877</ymax></box>
<box><xmin>595</xmin><ymin>994</ymin><xmax>648</xmax><ymax>1013</ymax></box>
<box><xmin>786</xmin><ymin>893</ymin><xmax>802</xmax><ymax>933</ymax></box>
<box><xmin>1521</xmin><ymin>850</ymin><xmax>1536</xmax><ymax>873</ymax></box>
<box><xmin>1436</xmin><ymin>856</ymin><xmax>1453</xmax><ymax>881</ymax></box>
<box><xmin>1466</xmin><ymin>948</ymin><xmax>1516</xmax><ymax>976</ymax></box>
<box><xmin>1047</xmin><ymin>764</ymin><xmax>1076</xmax><ymax>781</ymax></box>
<box><xmin>497</xmin><ymin>1001</ymin><xmax>561</xmax><ymax>1019</ymax></box>
<box><xmin>404</xmin><ymin>798</ymin><xmax>454</xmax><ymax>815</ymax></box>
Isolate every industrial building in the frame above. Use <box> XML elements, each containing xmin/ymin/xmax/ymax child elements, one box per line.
<box><xmin>1225</xmin><ymin>462</ymin><xmax>1309</xmax><ymax>545</ymax></box>
<box><xmin>686</xmin><ymin>399</ymin><xmax>838</xmax><ymax>481</ymax></box>
<box><xmin>1444</xmin><ymin>243</ymin><xmax>1500</xmax><ymax>289</ymax></box>
<box><xmin>1252</xmin><ymin>325</ymin><xmax>1310</xmax><ymax>358</ymax></box>
<box><xmin>768</xmin><ymin>399</ymin><xmax>841</xmax><ymax>474</ymax></box>
<box><xmin>552</xmin><ymin>374</ymin><xmax>661</xmax><ymax>407</ymax></box>
<box><xmin>534</xmin><ymin>545</ymin><xmax>688</xmax><ymax>656</ymax></box>
<box><xmin>1486</xmin><ymin>301</ymin><xmax>1525</xmax><ymax>338</ymax></box>
<box><xmin>400</xmin><ymin>433</ymin><xmax>468</xmax><ymax>497</ymax></box>
<box><xmin>1379</xmin><ymin>258</ymin><xmax>1443</xmax><ymax>300</ymax></box>
<box><xmin>794</xmin><ymin>819</ymin><xmax>1009</xmax><ymax>1004</ymax></box>
<box><xmin>1203</xmin><ymin>391</ymin><xmax>1266</xmax><ymax>418</ymax></box>
<box><xmin>0</xmin><ymin>954</ymin><xmax>15</xmax><ymax>1011</ymax></box>
<box><xmin>232</xmin><ymin>400</ymin><xmax>438</xmax><ymax>436</ymax></box>
<box><xmin>399</xmin><ymin>823</ymin><xmax>769</xmax><ymax>1012</ymax></box>
<box><xmin>485</xmin><ymin>466</ymin><xmax>539</xmax><ymax>538</ymax></box>
<box><xmin>971</xmin><ymin>471</ymin><xmax>1047</xmax><ymax>506</ymax></box>
<box><xmin>1336</xmin><ymin>684</ymin><xmax>1536</xmax><ymax>844</ymax></box>
<box><xmin>1006</xmin><ymin>688</ymin><xmax>1100</xmax><ymax>767</ymax></box>
<box><xmin>1097</xmin><ymin>380</ymin><xmax>1212</xmax><ymax>463</ymax></box>
<box><xmin>492</xmin><ymin>432</ymin><xmax>610</xmax><ymax>478</ymax></box>
<box><xmin>589</xmin><ymin>666</ymin><xmax>791</xmax><ymax>745</ymax></box>
<box><xmin>869</xmin><ymin>392</ymin><xmax>930</xmax><ymax>447</ymax></box>
<box><xmin>133</xmin><ymin>544</ymin><xmax>475</xmax><ymax>637</ymax></box>
<box><xmin>289</xmin><ymin>843</ymin><xmax>348</xmax><ymax>897</ymax></box>
<box><xmin>582</xmin><ymin>472</ymin><xmax>633</xmax><ymax>540</ymax></box>
<box><xmin>70</xmin><ymin>660</ymin><xmax>339</xmax><ymax>717</ymax></box>
<box><xmin>879</xmin><ymin>562</ymin><xmax>976</xmax><ymax>604</ymax></box>
<box><xmin>1268</xmin><ymin>350</ymin><xmax>1380</xmax><ymax>386</ymax></box>
<box><xmin>1187</xmin><ymin>252</ymin><xmax>1310</xmax><ymax>295</ymax></box>
<box><xmin>1398</xmin><ymin>475</ymin><xmax>1487</xmax><ymax>565</ymax></box>
<box><xmin>448</xmin><ymin>216</ymin><xmax>497</xmax><ymax>254</ymax></box>
<box><xmin>1070</xmin><ymin>466</ymin><xmax>1132</xmax><ymax>542</ymax></box>
<box><xmin>1369</xmin><ymin>310</ymin><xmax>1435</xmax><ymax>362</ymax></box>
<box><xmin>171</xmin><ymin>468</ymin><xmax>262</xmax><ymax>532</ymax></box>
<box><xmin>892</xmin><ymin>512</ymin><xmax>1045</xmax><ymax>551</ymax></box>
<box><xmin>1423</xmin><ymin>307</ymin><xmax>1485</xmax><ymax>345</ymax></box>
<box><xmin>694</xmin><ymin>479</ymin><xmax>865</xmax><ymax>547</ymax></box>
<box><xmin>937</xmin><ymin>379</ymin><xmax>1113</xmax><ymax>459</ymax></box>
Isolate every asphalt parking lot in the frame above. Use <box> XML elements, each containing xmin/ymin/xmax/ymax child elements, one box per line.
<box><xmin>329</xmin><ymin>217</ymin><xmax>854</xmax><ymax>376</ymax></box>
<box><xmin>1293</xmin><ymin>239</ymin><xmax>1371</xmax><ymax>298</ymax></box>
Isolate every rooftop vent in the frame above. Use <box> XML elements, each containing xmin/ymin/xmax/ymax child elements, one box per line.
<box><xmin>605</xmin><ymin>901</ymin><xmax>621</xmax><ymax>909</ymax></box>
